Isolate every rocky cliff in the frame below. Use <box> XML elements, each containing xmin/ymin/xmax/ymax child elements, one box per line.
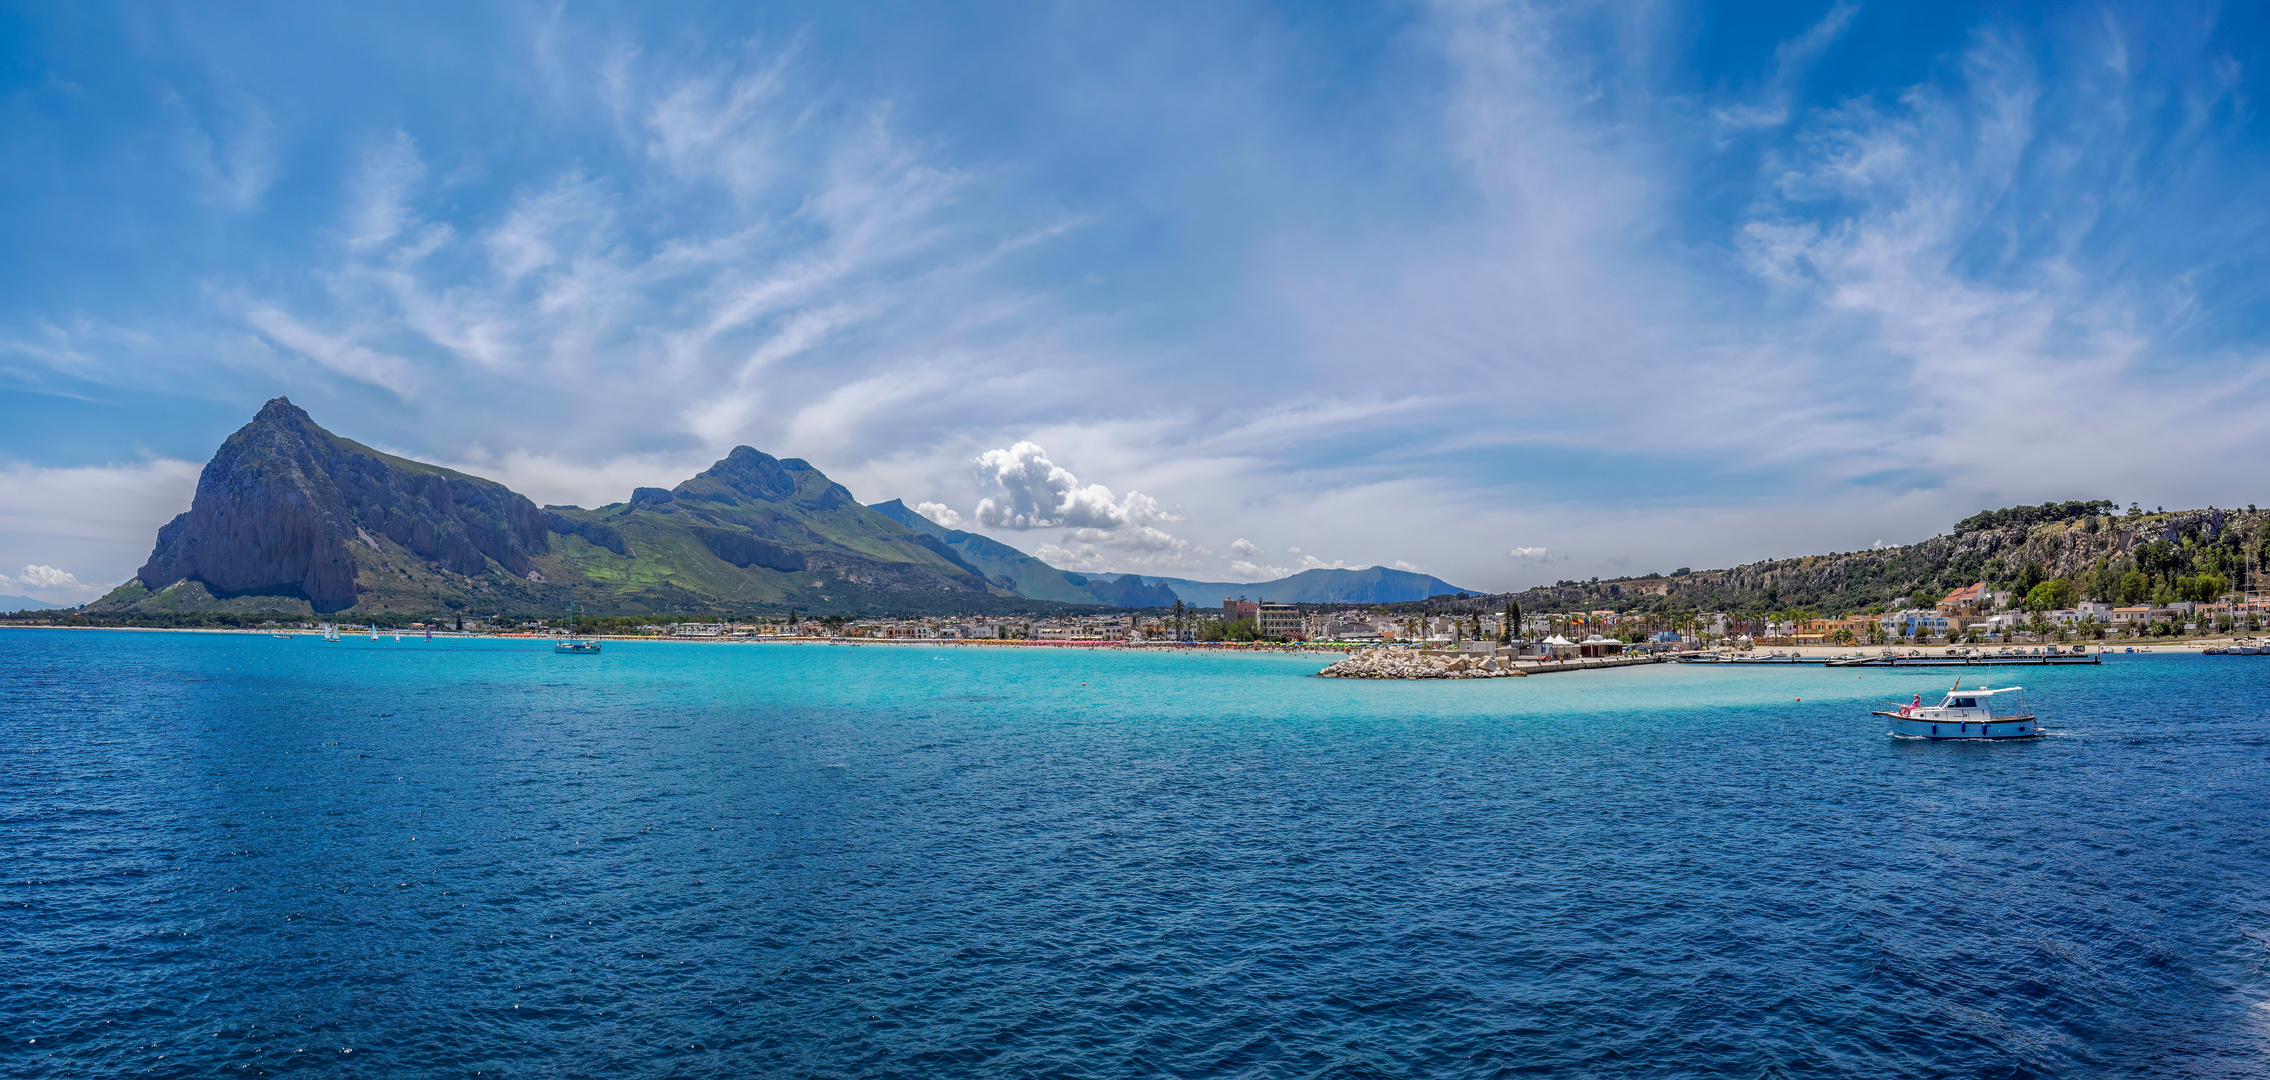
<box><xmin>132</xmin><ymin>398</ymin><xmax>549</xmax><ymax>613</ymax></box>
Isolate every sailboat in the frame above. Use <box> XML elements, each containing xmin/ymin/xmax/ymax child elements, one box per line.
<box><xmin>323</xmin><ymin>622</ymin><xmax>340</xmax><ymax>642</ymax></box>
<box><xmin>555</xmin><ymin>586</ymin><xmax>602</xmax><ymax>654</ymax></box>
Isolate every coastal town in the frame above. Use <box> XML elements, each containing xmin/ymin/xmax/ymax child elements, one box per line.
<box><xmin>212</xmin><ymin>582</ymin><xmax>2264</xmax><ymax>651</ymax></box>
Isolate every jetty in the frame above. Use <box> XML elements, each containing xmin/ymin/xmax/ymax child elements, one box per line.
<box><xmin>1318</xmin><ymin>647</ymin><xmax>1670</xmax><ymax>679</ymax></box>
<box><xmin>1318</xmin><ymin>644</ymin><xmax>2113</xmax><ymax>679</ymax></box>
<box><xmin>1822</xmin><ymin>654</ymin><xmax>2098</xmax><ymax>667</ymax></box>
<box><xmin>1685</xmin><ymin>648</ymin><xmax>2103</xmax><ymax>668</ymax></box>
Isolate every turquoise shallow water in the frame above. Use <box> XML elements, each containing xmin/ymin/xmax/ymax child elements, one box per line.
<box><xmin>2</xmin><ymin>631</ymin><xmax>2267</xmax><ymax>1077</ymax></box>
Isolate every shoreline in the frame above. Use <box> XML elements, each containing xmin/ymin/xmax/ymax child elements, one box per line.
<box><xmin>0</xmin><ymin>624</ymin><xmax>1353</xmax><ymax>653</ymax></box>
<box><xmin>1710</xmin><ymin>641</ymin><xmax>2221</xmax><ymax>656</ymax></box>
<box><xmin>0</xmin><ymin>623</ymin><xmax>2241</xmax><ymax>655</ymax></box>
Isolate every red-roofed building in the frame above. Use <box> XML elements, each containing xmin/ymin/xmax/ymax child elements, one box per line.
<box><xmin>1938</xmin><ymin>582</ymin><xmax>1990</xmax><ymax>618</ymax></box>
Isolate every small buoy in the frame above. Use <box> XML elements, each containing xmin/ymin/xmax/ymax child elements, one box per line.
<box><xmin>1795</xmin><ymin>698</ymin><xmax>1801</xmax><ymax>702</ymax></box>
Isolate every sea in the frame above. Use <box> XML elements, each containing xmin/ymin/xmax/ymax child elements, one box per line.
<box><xmin>2</xmin><ymin>631</ymin><xmax>2265</xmax><ymax>1078</ymax></box>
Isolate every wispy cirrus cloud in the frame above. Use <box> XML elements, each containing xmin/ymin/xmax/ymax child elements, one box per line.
<box><xmin>7</xmin><ymin>1</ymin><xmax>2270</xmax><ymax>595</ymax></box>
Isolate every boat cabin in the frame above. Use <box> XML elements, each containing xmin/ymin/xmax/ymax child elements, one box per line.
<box><xmin>1876</xmin><ymin>683</ymin><xmax>2037</xmax><ymax>739</ymax></box>
<box><xmin>1919</xmin><ymin>685</ymin><xmax>2027</xmax><ymax>719</ymax></box>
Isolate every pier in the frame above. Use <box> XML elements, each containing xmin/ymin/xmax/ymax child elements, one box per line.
<box><xmin>1511</xmin><ymin>655</ymin><xmax>1669</xmax><ymax>675</ymax></box>
<box><xmin>1822</xmin><ymin>654</ymin><xmax>2099</xmax><ymax>667</ymax></box>
<box><xmin>1686</xmin><ymin>650</ymin><xmax>2104</xmax><ymax>668</ymax></box>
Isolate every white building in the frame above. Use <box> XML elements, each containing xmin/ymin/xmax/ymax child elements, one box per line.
<box><xmin>1877</xmin><ymin>609</ymin><xmax>1951</xmax><ymax>635</ymax></box>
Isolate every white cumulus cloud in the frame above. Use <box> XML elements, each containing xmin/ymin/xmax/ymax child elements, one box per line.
<box><xmin>6</xmin><ymin>565</ymin><xmax>80</xmax><ymax>589</ymax></box>
<box><xmin>972</xmin><ymin>442</ymin><xmax>1177</xmax><ymax>531</ymax></box>
<box><xmin>1508</xmin><ymin>546</ymin><xmax>1570</xmax><ymax>564</ymax></box>
<box><xmin>1229</xmin><ymin>537</ymin><xmax>1263</xmax><ymax>558</ymax></box>
<box><xmin>914</xmin><ymin>501</ymin><xmax>964</xmax><ymax>528</ymax></box>
<box><xmin>0</xmin><ymin>564</ymin><xmax>101</xmax><ymax>598</ymax></box>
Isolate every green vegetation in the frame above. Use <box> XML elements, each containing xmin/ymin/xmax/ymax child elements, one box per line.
<box><xmin>1358</xmin><ymin>503</ymin><xmax>2264</xmax><ymax>650</ymax></box>
<box><xmin>1198</xmin><ymin>617</ymin><xmax>1261</xmax><ymax>642</ymax></box>
<box><xmin>1953</xmin><ymin>499</ymin><xmax>2116</xmax><ymax>535</ymax></box>
<box><xmin>2021</xmin><ymin>578</ymin><xmax>2074</xmax><ymax>612</ymax></box>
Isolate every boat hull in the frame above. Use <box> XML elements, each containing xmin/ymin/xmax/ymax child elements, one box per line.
<box><xmin>1874</xmin><ymin>711</ymin><xmax>2039</xmax><ymax>739</ymax></box>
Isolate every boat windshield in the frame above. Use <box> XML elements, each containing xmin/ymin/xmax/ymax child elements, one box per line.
<box><xmin>1933</xmin><ymin>687</ymin><xmax>2027</xmax><ymax>715</ymax></box>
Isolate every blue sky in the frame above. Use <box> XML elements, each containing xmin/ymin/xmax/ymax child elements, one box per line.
<box><xmin>5</xmin><ymin>1</ymin><xmax>2270</xmax><ymax>602</ymax></box>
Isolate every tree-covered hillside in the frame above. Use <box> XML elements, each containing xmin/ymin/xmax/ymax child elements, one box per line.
<box><xmin>1405</xmin><ymin>502</ymin><xmax>2270</xmax><ymax>618</ymax></box>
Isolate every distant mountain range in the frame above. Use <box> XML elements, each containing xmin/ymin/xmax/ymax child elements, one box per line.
<box><xmin>1125</xmin><ymin>566</ymin><xmax>1478</xmax><ymax>606</ymax></box>
<box><xmin>0</xmin><ymin>594</ymin><xmax>70</xmax><ymax>612</ymax></box>
<box><xmin>871</xmin><ymin>500</ymin><xmax>1476</xmax><ymax>606</ymax></box>
<box><xmin>869</xmin><ymin>500</ymin><xmax>1181</xmax><ymax>607</ymax></box>
<box><xmin>90</xmin><ymin>398</ymin><xmax>1465</xmax><ymax>622</ymax></box>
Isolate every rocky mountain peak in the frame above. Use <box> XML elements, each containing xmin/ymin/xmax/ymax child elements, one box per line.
<box><xmin>674</xmin><ymin>445</ymin><xmax>853</xmax><ymax>511</ymax></box>
<box><xmin>132</xmin><ymin>400</ymin><xmax>549</xmax><ymax>613</ymax></box>
<box><xmin>252</xmin><ymin>395</ymin><xmax>313</xmax><ymax>426</ymax></box>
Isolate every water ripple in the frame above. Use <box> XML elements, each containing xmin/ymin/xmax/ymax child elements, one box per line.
<box><xmin>1</xmin><ymin>633</ymin><xmax>2265</xmax><ymax>1077</ymax></box>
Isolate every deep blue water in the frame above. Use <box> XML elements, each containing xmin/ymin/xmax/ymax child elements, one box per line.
<box><xmin>2</xmin><ymin>631</ymin><xmax>2266</xmax><ymax>1078</ymax></box>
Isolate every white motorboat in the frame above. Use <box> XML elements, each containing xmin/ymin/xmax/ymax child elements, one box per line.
<box><xmin>1874</xmin><ymin>681</ymin><xmax>2038</xmax><ymax>740</ymax></box>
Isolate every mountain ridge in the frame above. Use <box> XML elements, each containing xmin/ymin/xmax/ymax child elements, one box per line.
<box><xmin>93</xmin><ymin>400</ymin><xmax>1088</xmax><ymax>619</ymax></box>
<box><xmin>88</xmin><ymin>398</ymin><xmax>1483</xmax><ymax>621</ymax></box>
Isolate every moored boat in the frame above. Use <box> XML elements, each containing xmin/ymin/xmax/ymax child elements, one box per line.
<box><xmin>554</xmin><ymin>586</ymin><xmax>602</xmax><ymax>655</ymax></box>
<box><xmin>1873</xmin><ymin>681</ymin><xmax>2038</xmax><ymax>740</ymax></box>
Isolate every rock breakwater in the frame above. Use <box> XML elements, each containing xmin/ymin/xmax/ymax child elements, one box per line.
<box><xmin>1318</xmin><ymin>647</ymin><xmax>1526</xmax><ymax>679</ymax></box>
